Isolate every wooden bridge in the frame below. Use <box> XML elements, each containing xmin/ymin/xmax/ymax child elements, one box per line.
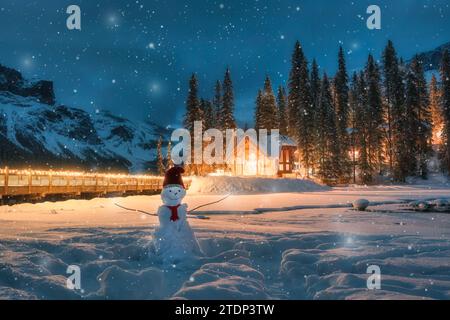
<box><xmin>0</xmin><ymin>167</ymin><xmax>189</xmax><ymax>205</ymax></box>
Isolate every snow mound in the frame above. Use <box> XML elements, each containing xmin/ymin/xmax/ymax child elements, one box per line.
<box><xmin>94</xmin><ymin>265</ymin><xmax>164</xmax><ymax>300</ymax></box>
<box><xmin>188</xmin><ymin>176</ymin><xmax>329</xmax><ymax>195</ymax></box>
<box><xmin>279</xmin><ymin>234</ymin><xmax>450</xmax><ymax>299</ymax></box>
<box><xmin>173</xmin><ymin>262</ymin><xmax>269</xmax><ymax>300</ymax></box>
<box><xmin>406</xmin><ymin>173</ymin><xmax>450</xmax><ymax>186</ymax></box>
<box><xmin>1</xmin><ymin>189</ymin><xmax>450</xmax><ymax>300</ymax></box>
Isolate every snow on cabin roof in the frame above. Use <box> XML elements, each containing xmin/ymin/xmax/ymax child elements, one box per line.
<box><xmin>269</xmin><ymin>135</ymin><xmax>297</xmax><ymax>157</ymax></box>
<box><xmin>278</xmin><ymin>135</ymin><xmax>297</xmax><ymax>147</ymax></box>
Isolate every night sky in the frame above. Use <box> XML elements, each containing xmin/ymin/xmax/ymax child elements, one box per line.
<box><xmin>0</xmin><ymin>0</ymin><xmax>449</xmax><ymax>127</ymax></box>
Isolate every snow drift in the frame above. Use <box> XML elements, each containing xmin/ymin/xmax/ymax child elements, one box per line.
<box><xmin>1</xmin><ymin>186</ymin><xmax>450</xmax><ymax>300</ymax></box>
<box><xmin>188</xmin><ymin>176</ymin><xmax>329</xmax><ymax>195</ymax></box>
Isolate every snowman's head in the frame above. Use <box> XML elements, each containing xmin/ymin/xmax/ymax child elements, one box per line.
<box><xmin>161</xmin><ymin>184</ymin><xmax>186</xmax><ymax>206</ymax></box>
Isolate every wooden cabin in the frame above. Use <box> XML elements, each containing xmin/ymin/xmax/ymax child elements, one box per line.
<box><xmin>277</xmin><ymin>136</ymin><xmax>298</xmax><ymax>177</ymax></box>
<box><xmin>229</xmin><ymin>135</ymin><xmax>299</xmax><ymax>177</ymax></box>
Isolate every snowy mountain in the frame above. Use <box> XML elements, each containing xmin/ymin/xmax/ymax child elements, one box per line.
<box><xmin>0</xmin><ymin>64</ymin><xmax>169</xmax><ymax>173</ymax></box>
<box><xmin>412</xmin><ymin>41</ymin><xmax>450</xmax><ymax>71</ymax></box>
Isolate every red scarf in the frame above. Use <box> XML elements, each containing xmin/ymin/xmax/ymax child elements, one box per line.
<box><xmin>166</xmin><ymin>204</ymin><xmax>181</xmax><ymax>221</ymax></box>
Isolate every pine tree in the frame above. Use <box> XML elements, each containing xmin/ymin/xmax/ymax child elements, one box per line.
<box><xmin>316</xmin><ymin>74</ymin><xmax>341</xmax><ymax>184</ymax></box>
<box><xmin>184</xmin><ymin>74</ymin><xmax>201</xmax><ymax>134</ymax></box>
<box><xmin>277</xmin><ymin>86</ymin><xmax>288</xmax><ymax>135</ymax></box>
<box><xmin>404</xmin><ymin>70</ymin><xmax>420</xmax><ymax>175</ymax></box>
<box><xmin>255</xmin><ymin>89</ymin><xmax>263</xmax><ymax>130</ymax></box>
<box><xmin>382</xmin><ymin>40</ymin><xmax>408</xmax><ymax>181</ymax></box>
<box><xmin>258</xmin><ymin>76</ymin><xmax>279</xmax><ymax>130</ymax></box>
<box><xmin>166</xmin><ymin>140</ymin><xmax>173</xmax><ymax>169</ymax></box>
<box><xmin>156</xmin><ymin>136</ymin><xmax>165</xmax><ymax>176</ymax></box>
<box><xmin>201</xmin><ymin>99</ymin><xmax>214</xmax><ymax>130</ymax></box>
<box><xmin>355</xmin><ymin>72</ymin><xmax>373</xmax><ymax>183</ymax></box>
<box><xmin>440</xmin><ymin>50</ymin><xmax>450</xmax><ymax>173</ymax></box>
<box><xmin>310</xmin><ymin>59</ymin><xmax>321</xmax><ymax>173</ymax></box>
<box><xmin>213</xmin><ymin>80</ymin><xmax>222</xmax><ymax>129</ymax></box>
<box><xmin>365</xmin><ymin>54</ymin><xmax>384</xmax><ymax>176</ymax></box>
<box><xmin>430</xmin><ymin>75</ymin><xmax>443</xmax><ymax>146</ymax></box>
<box><xmin>348</xmin><ymin>73</ymin><xmax>358</xmax><ymax>183</ymax></box>
<box><xmin>287</xmin><ymin>41</ymin><xmax>314</xmax><ymax>175</ymax></box>
<box><xmin>334</xmin><ymin>47</ymin><xmax>351</xmax><ymax>181</ymax></box>
<box><xmin>310</xmin><ymin>59</ymin><xmax>321</xmax><ymax>113</ymax></box>
<box><xmin>221</xmin><ymin>68</ymin><xmax>236</xmax><ymax>129</ymax></box>
<box><xmin>382</xmin><ymin>41</ymin><xmax>396</xmax><ymax>174</ymax></box>
<box><xmin>409</xmin><ymin>56</ymin><xmax>432</xmax><ymax>178</ymax></box>
<box><xmin>287</xmin><ymin>41</ymin><xmax>303</xmax><ymax>137</ymax></box>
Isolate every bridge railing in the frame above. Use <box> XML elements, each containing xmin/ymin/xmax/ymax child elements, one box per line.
<box><xmin>0</xmin><ymin>167</ymin><xmax>182</xmax><ymax>198</ymax></box>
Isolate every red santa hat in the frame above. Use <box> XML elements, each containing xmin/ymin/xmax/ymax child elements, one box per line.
<box><xmin>163</xmin><ymin>166</ymin><xmax>185</xmax><ymax>189</ymax></box>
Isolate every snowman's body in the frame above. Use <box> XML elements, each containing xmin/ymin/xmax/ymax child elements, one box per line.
<box><xmin>153</xmin><ymin>184</ymin><xmax>202</xmax><ymax>263</ymax></box>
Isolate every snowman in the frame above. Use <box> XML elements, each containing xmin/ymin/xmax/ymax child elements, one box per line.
<box><xmin>153</xmin><ymin>166</ymin><xmax>202</xmax><ymax>263</ymax></box>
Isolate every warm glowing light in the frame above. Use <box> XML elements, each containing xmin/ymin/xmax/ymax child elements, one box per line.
<box><xmin>209</xmin><ymin>169</ymin><xmax>232</xmax><ymax>177</ymax></box>
<box><xmin>349</xmin><ymin>150</ymin><xmax>360</xmax><ymax>160</ymax></box>
<box><xmin>0</xmin><ymin>167</ymin><xmax>193</xmax><ymax>196</ymax></box>
<box><xmin>243</xmin><ymin>153</ymin><xmax>258</xmax><ymax>176</ymax></box>
<box><xmin>433</xmin><ymin>128</ymin><xmax>443</xmax><ymax>146</ymax></box>
<box><xmin>0</xmin><ymin>167</ymin><xmax>160</xmax><ymax>179</ymax></box>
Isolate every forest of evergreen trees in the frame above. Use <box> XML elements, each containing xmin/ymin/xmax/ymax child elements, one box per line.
<box><xmin>177</xmin><ymin>40</ymin><xmax>450</xmax><ymax>185</ymax></box>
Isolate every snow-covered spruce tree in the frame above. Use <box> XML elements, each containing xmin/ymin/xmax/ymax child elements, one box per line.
<box><xmin>430</xmin><ymin>75</ymin><xmax>443</xmax><ymax>147</ymax></box>
<box><xmin>198</xmin><ymin>99</ymin><xmax>215</xmax><ymax>175</ymax></box>
<box><xmin>254</xmin><ymin>89</ymin><xmax>263</xmax><ymax>130</ymax></box>
<box><xmin>277</xmin><ymin>86</ymin><xmax>288</xmax><ymax>136</ymax></box>
<box><xmin>184</xmin><ymin>73</ymin><xmax>201</xmax><ymax>135</ymax></box>
<box><xmin>200</xmin><ymin>99</ymin><xmax>214</xmax><ymax>130</ymax></box>
<box><xmin>399</xmin><ymin>57</ymin><xmax>416</xmax><ymax>177</ymax></box>
<box><xmin>287</xmin><ymin>41</ymin><xmax>302</xmax><ymax>138</ymax></box>
<box><xmin>258</xmin><ymin>76</ymin><xmax>279</xmax><ymax>130</ymax></box>
<box><xmin>382</xmin><ymin>41</ymin><xmax>396</xmax><ymax>175</ymax></box>
<box><xmin>408</xmin><ymin>56</ymin><xmax>432</xmax><ymax>178</ymax></box>
<box><xmin>439</xmin><ymin>50</ymin><xmax>450</xmax><ymax>173</ymax></box>
<box><xmin>355</xmin><ymin>72</ymin><xmax>373</xmax><ymax>184</ymax></box>
<box><xmin>288</xmin><ymin>41</ymin><xmax>314</xmax><ymax>176</ymax></box>
<box><xmin>316</xmin><ymin>74</ymin><xmax>341</xmax><ymax>184</ymax></box>
<box><xmin>213</xmin><ymin>80</ymin><xmax>222</xmax><ymax>129</ymax></box>
<box><xmin>364</xmin><ymin>54</ymin><xmax>385</xmax><ymax>176</ymax></box>
<box><xmin>221</xmin><ymin>68</ymin><xmax>236</xmax><ymax>129</ymax></box>
<box><xmin>348</xmin><ymin>72</ymin><xmax>358</xmax><ymax>183</ymax></box>
<box><xmin>183</xmin><ymin>74</ymin><xmax>202</xmax><ymax>175</ymax></box>
<box><xmin>404</xmin><ymin>71</ymin><xmax>420</xmax><ymax>175</ymax></box>
<box><xmin>310</xmin><ymin>59</ymin><xmax>321</xmax><ymax>174</ymax></box>
<box><xmin>310</xmin><ymin>59</ymin><xmax>321</xmax><ymax>109</ymax></box>
<box><xmin>382</xmin><ymin>40</ymin><xmax>408</xmax><ymax>181</ymax></box>
<box><xmin>348</xmin><ymin>73</ymin><xmax>358</xmax><ymax>183</ymax></box>
<box><xmin>166</xmin><ymin>140</ymin><xmax>173</xmax><ymax>169</ymax></box>
<box><xmin>334</xmin><ymin>46</ymin><xmax>352</xmax><ymax>182</ymax></box>
<box><xmin>157</xmin><ymin>136</ymin><xmax>165</xmax><ymax>176</ymax></box>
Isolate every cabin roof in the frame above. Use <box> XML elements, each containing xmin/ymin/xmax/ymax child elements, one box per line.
<box><xmin>278</xmin><ymin>135</ymin><xmax>297</xmax><ymax>147</ymax></box>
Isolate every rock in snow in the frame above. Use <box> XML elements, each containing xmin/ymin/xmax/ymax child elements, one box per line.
<box><xmin>352</xmin><ymin>199</ymin><xmax>370</xmax><ymax>211</ymax></box>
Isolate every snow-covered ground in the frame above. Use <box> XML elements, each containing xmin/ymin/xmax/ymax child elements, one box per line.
<box><xmin>1</xmin><ymin>182</ymin><xmax>450</xmax><ymax>300</ymax></box>
<box><xmin>188</xmin><ymin>176</ymin><xmax>330</xmax><ymax>194</ymax></box>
